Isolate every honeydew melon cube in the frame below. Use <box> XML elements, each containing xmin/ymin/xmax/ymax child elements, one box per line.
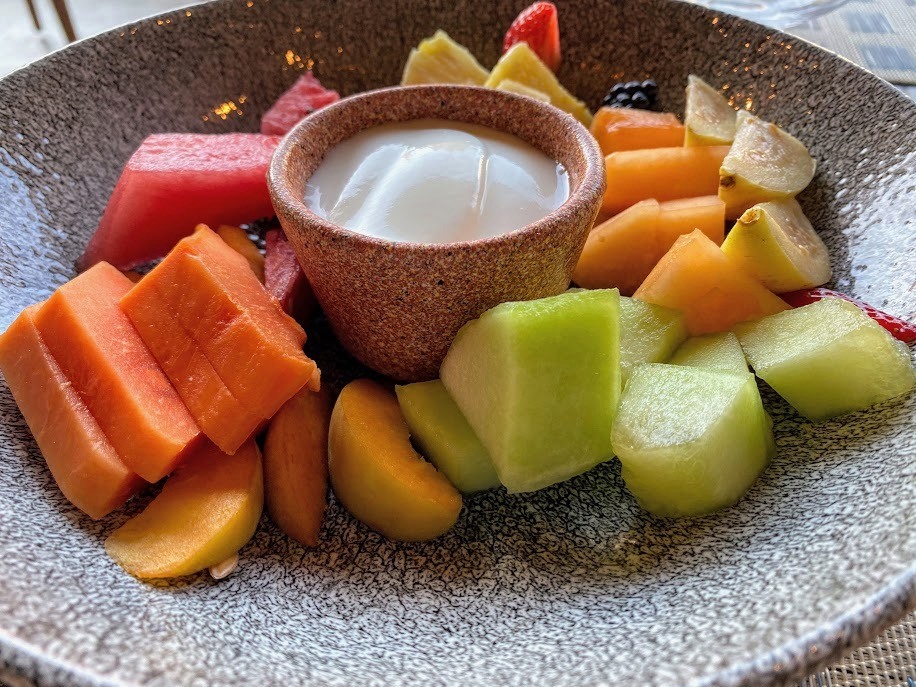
<box><xmin>669</xmin><ymin>332</ymin><xmax>748</xmax><ymax>375</ymax></box>
<box><xmin>735</xmin><ymin>298</ymin><xmax>914</xmax><ymax>421</ymax></box>
<box><xmin>395</xmin><ymin>380</ymin><xmax>500</xmax><ymax>494</ymax></box>
<box><xmin>441</xmin><ymin>289</ymin><xmax>620</xmax><ymax>493</ymax></box>
<box><xmin>611</xmin><ymin>364</ymin><xmax>774</xmax><ymax>517</ymax></box>
<box><xmin>619</xmin><ymin>297</ymin><xmax>688</xmax><ymax>384</ymax></box>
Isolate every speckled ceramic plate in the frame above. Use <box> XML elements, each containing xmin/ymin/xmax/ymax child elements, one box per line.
<box><xmin>0</xmin><ymin>1</ymin><xmax>913</xmax><ymax>686</ymax></box>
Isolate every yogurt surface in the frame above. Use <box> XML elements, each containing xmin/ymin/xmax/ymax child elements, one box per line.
<box><xmin>304</xmin><ymin>119</ymin><xmax>569</xmax><ymax>243</ymax></box>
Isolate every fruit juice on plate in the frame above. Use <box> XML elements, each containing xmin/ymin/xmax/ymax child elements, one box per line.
<box><xmin>303</xmin><ymin>119</ymin><xmax>569</xmax><ymax>243</ymax></box>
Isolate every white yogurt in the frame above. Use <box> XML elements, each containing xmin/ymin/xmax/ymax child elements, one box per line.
<box><xmin>303</xmin><ymin>119</ymin><xmax>569</xmax><ymax>243</ymax></box>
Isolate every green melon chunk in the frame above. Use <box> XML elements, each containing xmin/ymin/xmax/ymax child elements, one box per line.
<box><xmin>611</xmin><ymin>364</ymin><xmax>774</xmax><ymax>517</ymax></box>
<box><xmin>619</xmin><ymin>297</ymin><xmax>688</xmax><ymax>384</ymax></box>
<box><xmin>669</xmin><ymin>332</ymin><xmax>748</xmax><ymax>375</ymax></box>
<box><xmin>441</xmin><ymin>289</ymin><xmax>621</xmax><ymax>493</ymax></box>
<box><xmin>735</xmin><ymin>298</ymin><xmax>914</xmax><ymax>421</ymax></box>
<box><xmin>395</xmin><ymin>380</ymin><xmax>500</xmax><ymax>494</ymax></box>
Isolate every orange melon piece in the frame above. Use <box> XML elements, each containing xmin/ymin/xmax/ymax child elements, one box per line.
<box><xmin>656</xmin><ymin>196</ymin><xmax>726</xmax><ymax>248</ymax></box>
<box><xmin>139</xmin><ymin>225</ymin><xmax>318</xmax><ymax>421</ymax></box>
<box><xmin>105</xmin><ymin>439</ymin><xmax>264</xmax><ymax>579</ymax></box>
<box><xmin>34</xmin><ymin>264</ymin><xmax>201</xmax><ymax>482</ymax></box>
<box><xmin>603</xmin><ymin>145</ymin><xmax>730</xmax><ymax>215</ymax></box>
<box><xmin>634</xmin><ymin>229</ymin><xmax>790</xmax><ymax>335</ymax></box>
<box><xmin>0</xmin><ymin>306</ymin><xmax>144</xmax><ymax>519</ymax></box>
<box><xmin>573</xmin><ymin>195</ymin><xmax>726</xmax><ymax>295</ymax></box>
<box><xmin>121</xmin><ymin>279</ymin><xmax>264</xmax><ymax>455</ymax></box>
<box><xmin>573</xmin><ymin>199</ymin><xmax>660</xmax><ymax>295</ymax></box>
<box><xmin>217</xmin><ymin>225</ymin><xmax>265</xmax><ymax>283</ymax></box>
<box><xmin>590</xmin><ymin>107</ymin><xmax>685</xmax><ymax>155</ymax></box>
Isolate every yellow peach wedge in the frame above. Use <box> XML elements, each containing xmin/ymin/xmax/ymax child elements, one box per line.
<box><xmin>216</xmin><ymin>225</ymin><xmax>266</xmax><ymax>283</ymax></box>
<box><xmin>105</xmin><ymin>440</ymin><xmax>264</xmax><ymax>579</ymax></box>
<box><xmin>328</xmin><ymin>379</ymin><xmax>462</xmax><ymax>541</ymax></box>
<box><xmin>263</xmin><ymin>386</ymin><xmax>332</xmax><ymax>547</ymax></box>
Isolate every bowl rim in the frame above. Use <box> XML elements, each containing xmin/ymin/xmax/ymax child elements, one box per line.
<box><xmin>0</xmin><ymin>0</ymin><xmax>913</xmax><ymax>685</ymax></box>
<box><xmin>267</xmin><ymin>84</ymin><xmax>606</xmax><ymax>253</ymax></box>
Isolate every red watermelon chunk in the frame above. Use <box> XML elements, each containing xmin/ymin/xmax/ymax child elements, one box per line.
<box><xmin>79</xmin><ymin>133</ymin><xmax>280</xmax><ymax>271</ymax></box>
<box><xmin>265</xmin><ymin>228</ymin><xmax>318</xmax><ymax>324</ymax></box>
<box><xmin>260</xmin><ymin>73</ymin><xmax>340</xmax><ymax>136</ymax></box>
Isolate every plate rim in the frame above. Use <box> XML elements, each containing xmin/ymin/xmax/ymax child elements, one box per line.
<box><xmin>0</xmin><ymin>0</ymin><xmax>913</xmax><ymax>685</ymax></box>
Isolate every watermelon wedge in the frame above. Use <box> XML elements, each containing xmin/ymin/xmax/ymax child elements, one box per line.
<box><xmin>265</xmin><ymin>228</ymin><xmax>318</xmax><ymax>323</ymax></box>
<box><xmin>79</xmin><ymin>133</ymin><xmax>280</xmax><ymax>271</ymax></box>
<box><xmin>260</xmin><ymin>73</ymin><xmax>340</xmax><ymax>136</ymax></box>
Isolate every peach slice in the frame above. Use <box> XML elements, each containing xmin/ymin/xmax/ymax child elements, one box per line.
<box><xmin>105</xmin><ymin>440</ymin><xmax>264</xmax><ymax>579</ymax></box>
<box><xmin>217</xmin><ymin>225</ymin><xmax>265</xmax><ymax>283</ymax></box>
<box><xmin>263</xmin><ymin>387</ymin><xmax>332</xmax><ymax>547</ymax></box>
<box><xmin>328</xmin><ymin>379</ymin><xmax>462</xmax><ymax>541</ymax></box>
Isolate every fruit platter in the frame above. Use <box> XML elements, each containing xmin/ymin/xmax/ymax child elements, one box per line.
<box><xmin>0</xmin><ymin>0</ymin><xmax>913</xmax><ymax>686</ymax></box>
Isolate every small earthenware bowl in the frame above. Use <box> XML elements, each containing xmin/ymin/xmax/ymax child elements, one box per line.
<box><xmin>268</xmin><ymin>85</ymin><xmax>605</xmax><ymax>381</ymax></box>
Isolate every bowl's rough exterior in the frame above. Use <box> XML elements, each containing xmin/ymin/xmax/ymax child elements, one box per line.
<box><xmin>269</xmin><ymin>85</ymin><xmax>605</xmax><ymax>381</ymax></box>
<box><xmin>0</xmin><ymin>1</ymin><xmax>913</xmax><ymax>686</ymax></box>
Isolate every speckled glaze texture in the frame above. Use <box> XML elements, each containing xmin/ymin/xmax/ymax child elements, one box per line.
<box><xmin>269</xmin><ymin>85</ymin><xmax>604</xmax><ymax>381</ymax></box>
<box><xmin>0</xmin><ymin>1</ymin><xmax>913</xmax><ymax>686</ymax></box>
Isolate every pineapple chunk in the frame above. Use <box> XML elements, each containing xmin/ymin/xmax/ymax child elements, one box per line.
<box><xmin>493</xmin><ymin>78</ymin><xmax>551</xmax><ymax>103</ymax></box>
<box><xmin>401</xmin><ymin>30</ymin><xmax>489</xmax><ymax>87</ymax></box>
<box><xmin>484</xmin><ymin>43</ymin><xmax>592</xmax><ymax>125</ymax></box>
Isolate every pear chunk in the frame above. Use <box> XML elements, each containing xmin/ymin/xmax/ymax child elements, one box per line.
<box><xmin>722</xmin><ymin>198</ymin><xmax>831</xmax><ymax>293</ymax></box>
<box><xmin>718</xmin><ymin>111</ymin><xmax>816</xmax><ymax>218</ymax></box>
<box><xmin>684</xmin><ymin>75</ymin><xmax>737</xmax><ymax>146</ymax></box>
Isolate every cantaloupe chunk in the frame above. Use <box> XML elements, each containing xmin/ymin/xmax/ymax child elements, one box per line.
<box><xmin>0</xmin><ymin>306</ymin><xmax>144</xmax><ymax>519</ymax></box>
<box><xmin>105</xmin><ymin>439</ymin><xmax>264</xmax><ymax>579</ymax></box>
<box><xmin>590</xmin><ymin>107</ymin><xmax>685</xmax><ymax>155</ymax></box>
<box><xmin>603</xmin><ymin>146</ymin><xmax>730</xmax><ymax>215</ymax></box>
<box><xmin>573</xmin><ymin>200</ymin><xmax>660</xmax><ymax>295</ymax></box>
<box><xmin>120</xmin><ymin>280</ymin><xmax>264</xmax><ymax>455</ymax></box>
<box><xmin>634</xmin><ymin>229</ymin><xmax>789</xmax><ymax>335</ymax></box>
<box><xmin>216</xmin><ymin>225</ymin><xmax>265</xmax><ymax>283</ymax></box>
<box><xmin>135</xmin><ymin>226</ymin><xmax>318</xmax><ymax>421</ymax></box>
<box><xmin>34</xmin><ymin>263</ymin><xmax>201</xmax><ymax>482</ymax></box>
<box><xmin>656</xmin><ymin>196</ymin><xmax>726</xmax><ymax>248</ymax></box>
<box><xmin>573</xmin><ymin>195</ymin><xmax>725</xmax><ymax>295</ymax></box>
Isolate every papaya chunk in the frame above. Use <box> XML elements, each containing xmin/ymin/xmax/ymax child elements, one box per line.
<box><xmin>120</xmin><ymin>280</ymin><xmax>265</xmax><ymax>454</ymax></box>
<box><xmin>134</xmin><ymin>226</ymin><xmax>319</xmax><ymax>421</ymax></box>
<box><xmin>34</xmin><ymin>263</ymin><xmax>201</xmax><ymax>482</ymax></box>
<box><xmin>0</xmin><ymin>306</ymin><xmax>144</xmax><ymax>519</ymax></box>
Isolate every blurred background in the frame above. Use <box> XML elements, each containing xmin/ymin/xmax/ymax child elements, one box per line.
<box><xmin>1</xmin><ymin>0</ymin><xmax>914</xmax><ymax>99</ymax></box>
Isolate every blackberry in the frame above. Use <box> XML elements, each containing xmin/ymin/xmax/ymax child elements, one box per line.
<box><xmin>241</xmin><ymin>216</ymin><xmax>281</xmax><ymax>252</ymax></box>
<box><xmin>601</xmin><ymin>78</ymin><xmax>659</xmax><ymax>110</ymax></box>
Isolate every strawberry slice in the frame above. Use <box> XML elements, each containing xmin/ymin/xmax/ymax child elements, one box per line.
<box><xmin>781</xmin><ymin>287</ymin><xmax>916</xmax><ymax>344</ymax></box>
<box><xmin>503</xmin><ymin>2</ymin><xmax>561</xmax><ymax>73</ymax></box>
<box><xmin>260</xmin><ymin>72</ymin><xmax>340</xmax><ymax>136</ymax></box>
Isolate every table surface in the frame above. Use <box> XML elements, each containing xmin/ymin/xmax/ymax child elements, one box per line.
<box><xmin>0</xmin><ymin>1</ymin><xmax>914</xmax><ymax>686</ymax></box>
